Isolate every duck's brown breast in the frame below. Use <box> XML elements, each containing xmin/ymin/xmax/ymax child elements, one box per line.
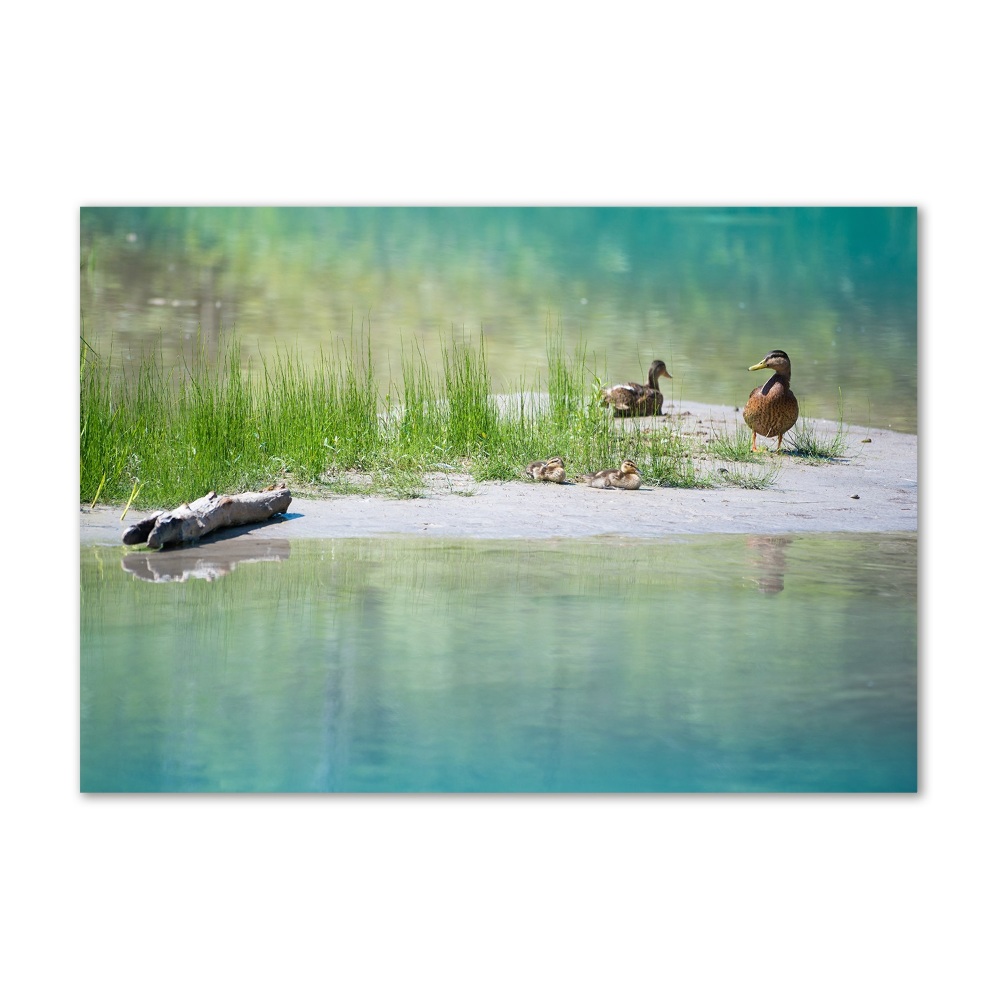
<box><xmin>744</xmin><ymin>382</ymin><xmax>799</xmax><ymax>436</ymax></box>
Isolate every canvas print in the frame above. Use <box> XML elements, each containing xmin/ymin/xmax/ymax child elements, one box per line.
<box><xmin>79</xmin><ymin>207</ymin><xmax>917</xmax><ymax>792</ymax></box>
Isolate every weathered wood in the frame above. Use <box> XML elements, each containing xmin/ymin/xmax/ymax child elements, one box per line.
<box><xmin>121</xmin><ymin>512</ymin><xmax>166</xmax><ymax>545</ymax></box>
<box><xmin>122</xmin><ymin>487</ymin><xmax>292</xmax><ymax>549</ymax></box>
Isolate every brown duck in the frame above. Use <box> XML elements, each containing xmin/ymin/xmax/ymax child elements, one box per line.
<box><xmin>743</xmin><ymin>350</ymin><xmax>799</xmax><ymax>451</ymax></box>
<box><xmin>524</xmin><ymin>456</ymin><xmax>567</xmax><ymax>483</ymax></box>
<box><xmin>601</xmin><ymin>360</ymin><xmax>672</xmax><ymax>417</ymax></box>
<box><xmin>578</xmin><ymin>459</ymin><xmax>642</xmax><ymax>490</ymax></box>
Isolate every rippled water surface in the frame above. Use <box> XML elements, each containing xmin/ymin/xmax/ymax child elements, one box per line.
<box><xmin>80</xmin><ymin>533</ymin><xmax>917</xmax><ymax>792</ymax></box>
<box><xmin>80</xmin><ymin>207</ymin><xmax>917</xmax><ymax>431</ymax></box>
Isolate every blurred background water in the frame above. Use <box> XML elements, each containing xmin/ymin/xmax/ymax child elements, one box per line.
<box><xmin>80</xmin><ymin>206</ymin><xmax>917</xmax><ymax>432</ymax></box>
<box><xmin>80</xmin><ymin>533</ymin><xmax>917</xmax><ymax>793</ymax></box>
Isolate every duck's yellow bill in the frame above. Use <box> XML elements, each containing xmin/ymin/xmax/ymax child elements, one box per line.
<box><xmin>748</xmin><ymin>360</ymin><xmax>768</xmax><ymax>371</ymax></box>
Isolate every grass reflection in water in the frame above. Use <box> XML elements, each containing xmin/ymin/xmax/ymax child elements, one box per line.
<box><xmin>80</xmin><ymin>533</ymin><xmax>916</xmax><ymax>793</ymax></box>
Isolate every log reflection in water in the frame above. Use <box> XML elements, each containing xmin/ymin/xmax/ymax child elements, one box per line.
<box><xmin>121</xmin><ymin>539</ymin><xmax>291</xmax><ymax>583</ymax></box>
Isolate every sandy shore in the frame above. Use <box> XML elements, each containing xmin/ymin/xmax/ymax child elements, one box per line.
<box><xmin>80</xmin><ymin>399</ymin><xmax>917</xmax><ymax>546</ymax></box>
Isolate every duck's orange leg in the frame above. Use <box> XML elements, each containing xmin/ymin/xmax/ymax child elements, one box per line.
<box><xmin>751</xmin><ymin>431</ymin><xmax>758</xmax><ymax>451</ymax></box>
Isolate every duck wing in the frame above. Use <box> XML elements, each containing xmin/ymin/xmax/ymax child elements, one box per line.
<box><xmin>602</xmin><ymin>382</ymin><xmax>661</xmax><ymax>416</ymax></box>
<box><xmin>579</xmin><ymin>469</ymin><xmax>614</xmax><ymax>488</ymax></box>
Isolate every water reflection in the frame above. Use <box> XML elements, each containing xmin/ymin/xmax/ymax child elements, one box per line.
<box><xmin>745</xmin><ymin>535</ymin><xmax>793</xmax><ymax>594</ymax></box>
<box><xmin>81</xmin><ymin>533</ymin><xmax>917</xmax><ymax>792</ymax></box>
<box><xmin>80</xmin><ymin>207</ymin><xmax>917</xmax><ymax>432</ymax></box>
<box><xmin>121</xmin><ymin>539</ymin><xmax>291</xmax><ymax>583</ymax></box>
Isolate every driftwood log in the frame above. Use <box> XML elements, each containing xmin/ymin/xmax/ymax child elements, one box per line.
<box><xmin>122</xmin><ymin>486</ymin><xmax>292</xmax><ymax>549</ymax></box>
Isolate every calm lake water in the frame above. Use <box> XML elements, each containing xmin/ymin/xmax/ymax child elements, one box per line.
<box><xmin>80</xmin><ymin>533</ymin><xmax>917</xmax><ymax>793</ymax></box>
<box><xmin>80</xmin><ymin>207</ymin><xmax>917</xmax><ymax>432</ymax></box>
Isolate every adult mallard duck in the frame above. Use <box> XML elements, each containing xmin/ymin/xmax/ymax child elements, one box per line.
<box><xmin>600</xmin><ymin>360</ymin><xmax>672</xmax><ymax>417</ymax></box>
<box><xmin>524</xmin><ymin>456</ymin><xmax>567</xmax><ymax>483</ymax></box>
<box><xmin>578</xmin><ymin>459</ymin><xmax>642</xmax><ymax>490</ymax></box>
<box><xmin>743</xmin><ymin>349</ymin><xmax>799</xmax><ymax>451</ymax></box>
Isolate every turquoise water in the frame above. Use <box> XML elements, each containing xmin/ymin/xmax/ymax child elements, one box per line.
<box><xmin>80</xmin><ymin>533</ymin><xmax>917</xmax><ymax>793</ymax></box>
<box><xmin>80</xmin><ymin>207</ymin><xmax>917</xmax><ymax>432</ymax></box>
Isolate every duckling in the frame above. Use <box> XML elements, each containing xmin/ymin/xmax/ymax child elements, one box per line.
<box><xmin>524</xmin><ymin>456</ymin><xmax>567</xmax><ymax>483</ymax></box>
<box><xmin>601</xmin><ymin>360</ymin><xmax>672</xmax><ymax>417</ymax></box>
<box><xmin>578</xmin><ymin>459</ymin><xmax>642</xmax><ymax>490</ymax></box>
<box><xmin>743</xmin><ymin>349</ymin><xmax>799</xmax><ymax>451</ymax></box>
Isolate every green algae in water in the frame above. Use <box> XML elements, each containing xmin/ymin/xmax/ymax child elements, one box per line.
<box><xmin>80</xmin><ymin>533</ymin><xmax>917</xmax><ymax>792</ymax></box>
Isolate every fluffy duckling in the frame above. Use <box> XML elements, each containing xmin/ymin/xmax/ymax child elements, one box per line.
<box><xmin>743</xmin><ymin>349</ymin><xmax>799</xmax><ymax>451</ymax></box>
<box><xmin>601</xmin><ymin>360</ymin><xmax>672</xmax><ymax>417</ymax></box>
<box><xmin>578</xmin><ymin>459</ymin><xmax>642</xmax><ymax>490</ymax></box>
<box><xmin>524</xmin><ymin>456</ymin><xmax>567</xmax><ymax>483</ymax></box>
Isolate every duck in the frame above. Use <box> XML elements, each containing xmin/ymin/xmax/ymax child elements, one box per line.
<box><xmin>578</xmin><ymin>459</ymin><xmax>642</xmax><ymax>490</ymax></box>
<box><xmin>524</xmin><ymin>456</ymin><xmax>567</xmax><ymax>483</ymax></box>
<box><xmin>600</xmin><ymin>360</ymin><xmax>672</xmax><ymax>417</ymax></box>
<box><xmin>743</xmin><ymin>349</ymin><xmax>799</xmax><ymax>451</ymax></box>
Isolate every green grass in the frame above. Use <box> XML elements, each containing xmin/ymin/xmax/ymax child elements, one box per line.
<box><xmin>786</xmin><ymin>396</ymin><xmax>851</xmax><ymax>462</ymax></box>
<box><xmin>79</xmin><ymin>331</ymin><xmax>730</xmax><ymax>508</ymax></box>
<box><xmin>787</xmin><ymin>419</ymin><xmax>849</xmax><ymax>462</ymax></box>
<box><xmin>713</xmin><ymin>462</ymin><xmax>781</xmax><ymax>490</ymax></box>
<box><xmin>704</xmin><ymin>418</ymin><xmax>761</xmax><ymax>463</ymax></box>
<box><xmin>703</xmin><ymin>403</ymin><xmax>849</xmax><ymax>470</ymax></box>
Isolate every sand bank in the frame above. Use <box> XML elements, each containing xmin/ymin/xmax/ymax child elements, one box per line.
<box><xmin>79</xmin><ymin>400</ymin><xmax>917</xmax><ymax>547</ymax></box>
